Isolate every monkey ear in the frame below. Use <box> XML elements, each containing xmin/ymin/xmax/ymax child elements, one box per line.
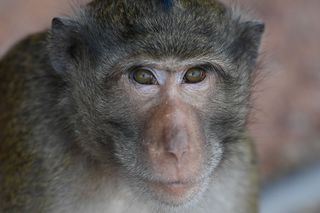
<box><xmin>241</xmin><ymin>20</ymin><xmax>265</xmax><ymax>49</ymax></box>
<box><xmin>231</xmin><ymin>21</ymin><xmax>265</xmax><ymax>62</ymax></box>
<box><xmin>48</xmin><ymin>17</ymin><xmax>84</xmax><ymax>73</ymax></box>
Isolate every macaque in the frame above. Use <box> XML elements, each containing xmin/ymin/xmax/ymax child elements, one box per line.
<box><xmin>0</xmin><ymin>0</ymin><xmax>264</xmax><ymax>212</ymax></box>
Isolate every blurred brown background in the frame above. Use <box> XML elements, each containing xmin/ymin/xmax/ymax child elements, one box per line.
<box><xmin>242</xmin><ymin>0</ymin><xmax>320</xmax><ymax>182</ymax></box>
<box><xmin>1</xmin><ymin>0</ymin><xmax>320</xmax><ymax>212</ymax></box>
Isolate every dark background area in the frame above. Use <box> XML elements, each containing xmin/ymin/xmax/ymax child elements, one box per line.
<box><xmin>1</xmin><ymin>0</ymin><xmax>320</xmax><ymax>212</ymax></box>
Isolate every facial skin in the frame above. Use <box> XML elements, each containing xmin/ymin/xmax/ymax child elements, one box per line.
<box><xmin>71</xmin><ymin>56</ymin><xmax>226</xmax><ymax>207</ymax></box>
<box><xmin>111</xmin><ymin>58</ymin><xmax>224</xmax><ymax>206</ymax></box>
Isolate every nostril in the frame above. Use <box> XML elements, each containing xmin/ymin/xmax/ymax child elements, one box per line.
<box><xmin>166</xmin><ymin>143</ymin><xmax>188</xmax><ymax>162</ymax></box>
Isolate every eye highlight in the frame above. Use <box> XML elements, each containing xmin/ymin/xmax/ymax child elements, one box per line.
<box><xmin>131</xmin><ymin>68</ymin><xmax>158</xmax><ymax>85</ymax></box>
<box><xmin>183</xmin><ymin>67</ymin><xmax>207</xmax><ymax>83</ymax></box>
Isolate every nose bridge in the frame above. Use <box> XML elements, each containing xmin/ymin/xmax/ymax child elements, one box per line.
<box><xmin>160</xmin><ymin>98</ymin><xmax>189</xmax><ymax>132</ymax></box>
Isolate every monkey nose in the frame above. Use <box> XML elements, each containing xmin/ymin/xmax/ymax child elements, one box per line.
<box><xmin>163</xmin><ymin>127</ymin><xmax>190</xmax><ymax>162</ymax></box>
<box><xmin>166</xmin><ymin>142</ymin><xmax>188</xmax><ymax>162</ymax></box>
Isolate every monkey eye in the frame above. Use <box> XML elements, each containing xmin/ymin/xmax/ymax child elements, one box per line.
<box><xmin>183</xmin><ymin>67</ymin><xmax>207</xmax><ymax>83</ymax></box>
<box><xmin>131</xmin><ymin>68</ymin><xmax>158</xmax><ymax>85</ymax></box>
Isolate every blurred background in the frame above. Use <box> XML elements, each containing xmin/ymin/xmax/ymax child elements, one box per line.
<box><xmin>1</xmin><ymin>0</ymin><xmax>319</xmax><ymax>212</ymax></box>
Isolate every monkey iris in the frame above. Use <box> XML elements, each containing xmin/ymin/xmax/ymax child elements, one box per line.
<box><xmin>132</xmin><ymin>68</ymin><xmax>157</xmax><ymax>85</ymax></box>
<box><xmin>184</xmin><ymin>68</ymin><xmax>207</xmax><ymax>83</ymax></box>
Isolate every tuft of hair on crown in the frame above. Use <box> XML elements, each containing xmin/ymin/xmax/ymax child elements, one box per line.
<box><xmin>162</xmin><ymin>0</ymin><xmax>174</xmax><ymax>10</ymax></box>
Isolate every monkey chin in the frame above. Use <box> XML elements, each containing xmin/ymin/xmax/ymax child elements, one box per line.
<box><xmin>147</xmin><ymin>179</ymin><xmax>204</xmax><ymax>208</ymax></box>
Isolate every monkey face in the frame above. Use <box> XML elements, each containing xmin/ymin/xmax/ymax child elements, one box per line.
<box><xmin>48</xmin><ymin>0</ymin><xmax>264</xmax><ymax>209</ymax></box>
<box><xmin>117</xmin><ymin>59</ymin><xmax>224</xmax><ymax>206</ymax></box>
<box><xmin>68</xmin><ymin>56</ymin><xmax>234</xmax><ymax>207</ymax></box>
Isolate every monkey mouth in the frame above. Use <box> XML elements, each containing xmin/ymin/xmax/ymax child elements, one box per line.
<box><xmin>147</xmin><ymin>179</ymin><xmax>201</xmax><ymax>205</ymax></box>
<box><xmin>156</xmin><ymin>181</ymin><xmax>194</xmax><ymax>195</ymax></box>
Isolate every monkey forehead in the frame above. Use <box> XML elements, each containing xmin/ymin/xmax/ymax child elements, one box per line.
<box><xmin>85</xmin><ymin>0</ymin><xmax>237</xmax><ymax>59</ymax></box>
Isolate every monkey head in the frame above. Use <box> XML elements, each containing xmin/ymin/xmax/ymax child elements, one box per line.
<box><xmin>48</xmin><ymin>0</ymin><xmax>264</xmax><ymax>208</ymax></box>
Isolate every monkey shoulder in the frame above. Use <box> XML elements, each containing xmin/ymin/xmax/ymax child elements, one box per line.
<box><xmin>0</xmin><ymin>32</ymin><xmax>57</xmax><ymax>212</ymax></box>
